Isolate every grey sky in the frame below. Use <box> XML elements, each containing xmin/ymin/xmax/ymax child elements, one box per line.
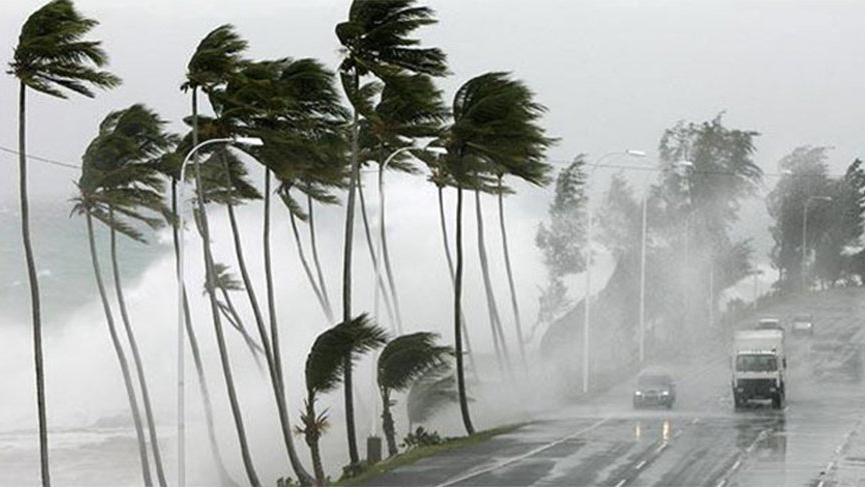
<box><xmin>1</xmin><ymin>0</ymin><xmax>864</xmax><ymax>203</ymax></box>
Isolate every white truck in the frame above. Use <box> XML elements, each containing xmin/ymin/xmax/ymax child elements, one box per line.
<box><xmin>732</xmin><ymin>330</ymin><xmax>786</xmax><ymax>409</ymax></box>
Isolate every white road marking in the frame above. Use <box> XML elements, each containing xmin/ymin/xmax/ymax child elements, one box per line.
<box><xmin>716</xmin><ymin>479</ymin><xmax>727</xmax><ymax>487</ymax></box>
<box><xmin>614</xmin><ymin>480</ymin><xmax>627</xmax><ymax>487</ymax></box>
<box><xmin>434</xmin><ymin>417</ymin><xmax>610</xmax><ymax>487</ymax></box>
<box><xmin>655</xmin><ymin>443</ymin><xmax>667</xmax><ymax>454</ymax></box>
<box><xmin>636</xmin><ymin>460</ymin><xmax>647</xmax><ymax>470</ymax></box>
<box><xmin>731</xmin><ymin>459</ymin><xmax>742</xmax><ymax>471</ymax></box>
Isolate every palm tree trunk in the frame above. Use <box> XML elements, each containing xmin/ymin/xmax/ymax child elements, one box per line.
<box><xmin>496</xmin><ymin>178</ymin><xmax>528</xmax><ymax>371</ymax></box>
<box><xmin>108</xmin><ymin>212</ymin><xmax>167</xmax><ymax>487</ymax></box>
<box><xmin>19</xmin><ymin>82</ymin><xmax>50</xmax><ymax>487</ymax></box>
<box><xmin>475</xmin><ymin>189</ymin><xmax>512</xmax><ymax>377</ymax></box>
<box><xmin>263</xmin><ymin>170</ymin><xmax>313</xmax><ymax>484</ymax></box>
<box><xmin>380</xmin><ymin>391</ymin><xmax>398</xmax><ymax>457</ymax></box>
<box><xmin>376</xmin><ymin>165</ymin><xmax>404</xmax><ymax>332</ymax></box>
<box><xmin>307</xmin><ymin>196</ymin><xmax>333</xmax><ymax>319</ymax></box>
<box><xmin>304</xmin><ymin>394</ymin><xmax>326</xmax><ymax>486</ymax></box>
<box><xmin>218</xmin><ymin>155</ymin><xmax>313</xmax><ymax>484</ymax></box>
<box><xmin>454</xmin><ymin>186</ymin><xmax>475</xmax><ymax>435</ymax></box>
<box><xmin>171</xmin><ymin>180</ymin><xmax>236</xmax><ymax>486</ymax></box>
<box><xmin>288</xmin><ymin>205</ymin><xmax>331</xmax><ymax>322</ymax></box>
<box><xmin>436</xmin><ymin>186</ymin><xmax>478</xmax><ymax>380</ymax></box>
<box><xmin>86</xmin><ymin>212</ymin><xmax>153</xmax><ymax>487</ymax></box>
<box><xmin>219</xmin><ymin>289</ymin><xmax>265</xmax><ymax>365</ymax></box>
<box><xmin>357</xmin><ymin>179</ymin><xmax>397</xmax><ymax>329</ymax></box>
<box><xmin>341</xmin><ymin>80</ymin><xmax>361</xmax><ymax>464</ymax></box>
<box><xmin>192</xmin><ymin>87</ymin><xmax>261</xmax><ymax>487</ymax></box>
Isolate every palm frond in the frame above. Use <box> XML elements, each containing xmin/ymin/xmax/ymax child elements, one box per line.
<box><xmin>184</xmin><ymin>24</ymin><xmax>247</xmax><ymax>92</ymax></box>
<box><xmin>305</xmin><ymin>313</ymin><xmax>387</xmax><ymax>394</ymax></box>
<box><xmin>377</xmin><ymin>332</ymin><xmax>452</xmax><ymax>391</ymax></box>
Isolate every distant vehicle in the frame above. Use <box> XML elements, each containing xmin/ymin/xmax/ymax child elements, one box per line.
<box><xmin>791</xmin><ymin>314</ymin><xmax>814</xmax><ymax>336</ymax></box>
<box><xmin>732</xmin><ymin>330</ymin><xmax>786</xmax><ymax>409</ymax></box>
<box><xmin>756</xmin><ymin>318</ymin><xmax>784</xmax><ymax>333</ymax></box>
<box><xmin>633</xmin><ymin>371</ymin><xmax>676</xmax><ymax>409</ymax></box>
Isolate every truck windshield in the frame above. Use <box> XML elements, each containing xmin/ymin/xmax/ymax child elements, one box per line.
<box><xmin>736</xmin><ymin>354</ymin><xmax>778</xmax><ymax>372</ymax></box>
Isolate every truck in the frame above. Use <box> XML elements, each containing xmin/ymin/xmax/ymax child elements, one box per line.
<box><xmin>732</xmin><ymin>330</ymin><xmax>786</xmax><ymax>409</ymax></box>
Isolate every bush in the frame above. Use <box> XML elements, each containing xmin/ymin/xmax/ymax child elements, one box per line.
<box><xmin>401</xmin><ymin>427</ymin><xmax>443</xmax><ymax>450</ymax></box>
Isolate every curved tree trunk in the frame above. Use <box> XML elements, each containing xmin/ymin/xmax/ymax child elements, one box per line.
<box><xmin>474</xmin><ymin>189</ymin><xmax>512</xmax><ymax>377</ymax></box>
<box><xmin>380</xmin><ymin>390</ymin><xmax>398</xmax><ymax>457</ymax></box>
<box><xmin>357</xmin><ymin>179</ymin><xmax>397</xmax><ymax>329</ymax></box>
<box><xmin>454</xmin><ymin>186</ymin><xmax>475</xmax><ymax>434</ymax></box>
<box><xmin>18</xmin><ymin>83</ymin><xmax>50</xmax><ymax>487</ymax></box>
<box><xmin>288</xmin><ymin>205</ymin><xmax>331</xmax><ymax>322</ymax></box>
<box><xmin>263</xmin><ymin>170</ymin><xmax>313</xmax><ymax>484</ymax></box>
<box><xmin>303</xmin><ymin>393</ymin><xmax>326</xmax><ymax>486</ymax></box>
<box><xmin>108</xmin><ymin>213</ymin><xmax>167</xmax><ymax>487</ymax></box>
<box><xmin>192</xmin><ymin>87</ymin><xmax>261</xmax><ymax>487</ymax></box>
<box><xmin>86</xmin><ymin>213</ymin><xmax>153</xmax><ymax>486</ymax></box>
<box><xmin>342</xmin><ymin>80</ymin><xmax>361</xmax><ymax>465</ymax></box>
<box><xmin>218</xmin><ymin>288</ymin><xmax>265</xmax><ymax>368</ymax></box>
<box><xmin>307</xmin><ymin>196</ymin><xmax>333</xmax><ymax>320</ymax></box>
<box><xmin>376</xmin><ymin>165</ymin><xmax>404</xmax><ymax>332</ymax></box>
<box><xmin>436</xmin><ymin>186</ymin><xmax>478</xmax><ymax>380</ymax></box>
<box><xmin>496</xmin><ymin>178</ymin><xmax>528</xmax><ymax>371</ymax></box>
<box><xmin>218</xmin><ymin>154</ymin><xmax>313</xmax><ymax>484</ymax></box>
<box><xmin>170</xmin><ymin>180</ymin><xmax>236</xmax><ymax>486</ymax></box>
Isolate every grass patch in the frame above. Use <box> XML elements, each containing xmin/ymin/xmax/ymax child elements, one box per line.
<box><xmin>335</xmin><ymin>423</ymin><xmax>527</xmax><ymax>486</ymax></box>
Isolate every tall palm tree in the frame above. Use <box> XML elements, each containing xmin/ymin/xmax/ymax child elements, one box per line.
<box><xmin>438</xmin><ymin>72</ymin><xmax>553</xmax><ymax>434</ymax></box>
<box><xmin>9</xmin><ymin>2</ymin><xmax>120</xmax><ymax>482</ymax></box>
<box><xmin>496</xmin><ymin>175</ymin><xmax>530</xmax><ymax>370</ymax></box>
<box><xmin>183</xmin><ymin>24</ymin><xmax>261</xmax><ymax>486</ymax></box>
<box><xmin>82</xmin><ymin>105</ymin><xmax>174</xmax><ymax>487</ymax></box>
<box><xmin>377</xmin><ymin>332</ymin><xmax>452</xmax><ymax>456</ymax></box>
<box><xmin>300</xmin><ymin>314</ymin><xmax>387</xmax><ymax>485</ymax></box>
<box><xmin>206</xmin><ymin>262</ymin><xmax>265</xmax><ymax>367</ymax></box>
<box><xmin>335</xmin><ymin>0</ymin><xmax>447</xmax><ymax>464</ymax></box>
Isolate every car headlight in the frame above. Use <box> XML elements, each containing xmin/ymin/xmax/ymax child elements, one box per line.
<box><xmin>661</xmin><ymin>391</ymin><xmax>670</xmax><ymax>396</ymax></box>
<box><xmin>635</xmin><ymin>391</ymin><xmax>643</xmax><ymax>396</ymax></box>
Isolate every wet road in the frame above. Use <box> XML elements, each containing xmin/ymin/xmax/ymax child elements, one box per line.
<box><xmin>369</xmin><ymin>290</ymin><xmax>865</xmax><ymax>487</ymax></box>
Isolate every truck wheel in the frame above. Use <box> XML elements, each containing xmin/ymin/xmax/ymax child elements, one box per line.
<box><xmin>733</xmin><ymin>394</ymin><xmax>743</xmax><ymax>410</ymax></box>
<box><xmin>771</xmin><ymin>393</ymin><xmax>782</xmax><ymax>409</ymax></box>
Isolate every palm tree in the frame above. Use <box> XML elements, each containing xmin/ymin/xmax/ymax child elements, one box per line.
<box><xmin>335</xmin><ymin>0</ymin><xmax>447</xmax><ymax>464</ymax></box>
<box><xmin>82</xmin><ymin>105</ymin><xmax>174</xmax><ymax>487</ymax></box>
<box><xmin>377</xmin><ymin>332</ymin><xmax>452</xmax><ymax>456</ymax></box>
<box><xmin>206</xmin><ymin>263</ymin><xmax>265</xmax><ymax>367</ymax></box>
<box><xmin>438</xmin><ymin>72</ymin><xmax>553</xmax><ymax>434</ymax></box>
<box><xmin>496</xmin><ymin>175</ymin><xmax>530</xmax><ymax>370</ymax></box>
<box><xmin>9</xmin><ymin>2</ymin><xmax>120</xmax><ymax>482</ymax></box>
<box><xmin>183</xmin><ymin>24</ymin><xmax>261</xmax><ymax>486</ymax></box>
<box><xmin>300</xmin><ymin>314</ymin><xmax>387</xmax><ymax>485</ymax></box>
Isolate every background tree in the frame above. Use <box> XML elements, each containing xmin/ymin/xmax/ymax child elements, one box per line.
<box><xmin>377</xmin><ymin>332</ymin><xmax>452</xmax><ymax>456</ymax></box>
<box><xmin>335</xmin><ymin>0</ymin><xmax>447</xmax><ymax>464</ymax></box>
<box><xmin>300</xmin><ymin>315</ymin><xmax>387</xmax><ymax>484</ymax></box>
<box><xmin>9</xmin><ymin>2</ymin><xmax>120</xmax><ymax>482</ymax></box>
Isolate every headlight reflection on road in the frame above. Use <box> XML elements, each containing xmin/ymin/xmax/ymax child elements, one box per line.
<box><xmin>662</xmin><ymin>420</ymin><xmax>671</xmax><ymax>442</ymax></box>
<box><xmin>635</xmin><ymin>422</ymin><xmax>642</xmax><ymax>440</ymax></box>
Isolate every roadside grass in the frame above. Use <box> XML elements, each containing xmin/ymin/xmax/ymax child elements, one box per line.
<box><xmin>334</xmin><ymin>423</ymin><xmax>527</xmax><ymax>486</ymax></box>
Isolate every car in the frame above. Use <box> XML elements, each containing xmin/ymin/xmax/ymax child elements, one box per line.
<box><xmin>633</xmin><ymin>371</ymin><xmax>676</xmax><ymax>409</ymax></box>
<box><xmin>791</xmin><ymin>314</ymin><xmax>814</xmax><ymax>336</ymax></box>
<box><xmin>756</xmin><ymin>317</ymin><xmax>784</xmax><ymax>332</ymax></box>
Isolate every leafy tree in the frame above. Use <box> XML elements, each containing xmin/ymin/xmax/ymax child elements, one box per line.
<box><xmin>377</xmin><ymin>333</ymin><xmax>452</xmax><ymax>456</ymax></box>
<box><xmin>300</xmin><ymin>315</ymin><xmax>387</xmax><ymax>484</ymax></box>
<box><xmin>335</xmin><ymin>0</ymin><xmax>447</xmax><ymax>464</ymax></box>
<box><xmin>438</xmin><ymin>72</ymin><xmax>553</xmax><ymax>434</ymax></box>
<box><xmin>182</xmin><ymin>24</ymin><xmax>261</xmax><ymax>486</ymax></box>
<box><xmin>8</xmin><ymin>2</ymin><xmax>120</xmax><ymax>482</ymax></box>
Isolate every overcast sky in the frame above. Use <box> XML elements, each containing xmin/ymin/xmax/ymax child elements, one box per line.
<box><xmin>1</xmin><ymin>0</ymin><xmax>864</xmax><ymax>202</ymax></box>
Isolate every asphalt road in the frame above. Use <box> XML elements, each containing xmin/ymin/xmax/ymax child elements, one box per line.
<box><xmin>368</xmin><ymin>290</ymin><xmax>865</xmax><ymax>487</ymax></box>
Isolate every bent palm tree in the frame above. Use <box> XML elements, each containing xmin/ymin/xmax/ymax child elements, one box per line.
<box><xmin>439</xmin><ymin>73</ymin><xmax>553</xmax><ymax>434</ymax></box>
<box><xmin>9</xmin><ymin>2</ymin><xmax>120</xmax><ymax>482</ymax></box>
<box><xmin>336</xmin><ymin>0</ymin><xmax>447</xmax><ymax>464</ymax></box>
<box><xmin>496</xmin><ymin>175</ymin><xmax>529</xmax><ymax>370</ymax></box>
<box><xmin>300</xmin><ymin>314</ymin><xmax>387</xmax><ymax>485</ymax></box>
<box><xmin>377</xmin><ymin>333</ymin><xmax>452</xmax><ymax>456</ymax></box>
<box><xmin>206</xmin><ymin>263</ymin><xmax>265</xmax><ymax>367</ymax></box>
<box><xmin>183</xmin><ymin>24</ymin><xmax>261</xmax><ymax>486</ymax></box>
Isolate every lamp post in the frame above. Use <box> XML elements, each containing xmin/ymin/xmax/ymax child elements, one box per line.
<box><xmin>582</xmin><ymin>149</ymin><xmax>645</xmax><ymax>394</ymax></box>
<box><xmin>175</xmin><ymin>135</ymin><xmax>262</xmax><ymax>487</ymax></box>
<box><xmin>801</xmin><ymin>195</ymin><xmax>832</xmax><ymax>292</ymax></box>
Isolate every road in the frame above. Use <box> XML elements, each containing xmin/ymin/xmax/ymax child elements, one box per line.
<box><xmin>367</xmin><ymin>290</ymin><xmax>865</xmax><ymax>487</ymax></box>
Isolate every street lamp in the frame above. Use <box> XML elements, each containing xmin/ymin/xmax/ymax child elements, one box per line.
<box><xmin>801</xmin><ymin>195</ymin><xmax>832</xmax><ymax>292</ymax></box>
<box><xmin>175</xmin><ymin>135</ymin><xmax>262</xmax><ymax>487</ymax></box>
<box><xmin>582</xmin><ymin>150</ymin><xmax>645</xmax><ymax>394</ymax></box>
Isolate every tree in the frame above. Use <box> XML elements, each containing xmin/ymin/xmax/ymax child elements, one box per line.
<box><xmin>183</xmin><ymin>24</ymin><xmax>261</xmax><ymax>486</ymax></box>
<box><xmin>300</xmin><ymin>315</ymin><xmax>387</xmax><ymax>485</ymax></box>
<box><xmin>377</xmin><ymin>332</ymin><xmax>452</xmax><ymax>456</ymax></box>
<box><xmin>335</xmin><ymin>0</ymin><xmax>447</xmax><ymax>464</ymax></box>
<box><xmin>206</xmin><ymin>263</ymin><xmax>266</xmax><ymax>368</ymax></box>
<box><xmin>438</xmin><ymin>72</ymin><xmax>553</xmax><ymax>434</ymax></box>
<box><xmin>78</xmin><ymin>105</ymin><xmax>174</xmax><ymax>487</ymax></box>
<box><xmin>8</xmin><ymin>2</ymin><xmax>120</xmax><ymax>483</ymax></box>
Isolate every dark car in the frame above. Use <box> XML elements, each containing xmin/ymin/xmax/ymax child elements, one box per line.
<box><xmin>633</xmin><ymin>372</ymin><xmax>676</xmax><ymax>409</ymax></box>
